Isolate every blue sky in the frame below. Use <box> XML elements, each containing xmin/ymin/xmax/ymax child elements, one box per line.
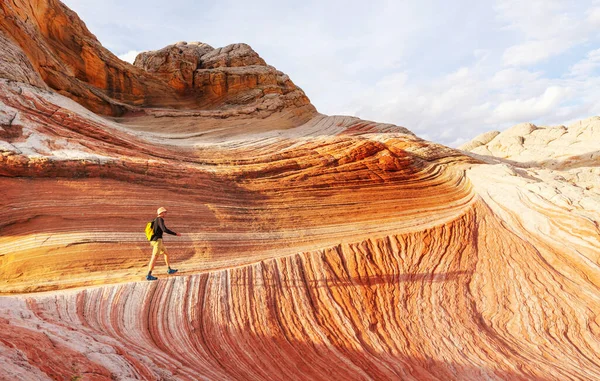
<box><xmin>63</xmin><ymin>0</ymin><xmax>600</xmax><ymax>146</ymax></box>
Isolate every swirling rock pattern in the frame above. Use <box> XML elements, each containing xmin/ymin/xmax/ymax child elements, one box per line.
<box><xmin>1</xmin><ymin>2</ymin><xmax>600</xmax><ymax>380</ymax></box>
<box><xmin>1</xmin><ymin>79</ymin><xmax>600</xmax><ymax>380</ymax></box>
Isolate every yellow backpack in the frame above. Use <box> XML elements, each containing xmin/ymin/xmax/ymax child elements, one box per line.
<box><xmin>144</xmin><ymin>218</ymin><xmax>156</xmax><ymax>241</ymax></box>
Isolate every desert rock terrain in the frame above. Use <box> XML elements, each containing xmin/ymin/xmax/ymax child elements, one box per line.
<box><xmin>1</xmin><ymin>1</ymin><xmax>600</xmax><ymax>380</ymax></box>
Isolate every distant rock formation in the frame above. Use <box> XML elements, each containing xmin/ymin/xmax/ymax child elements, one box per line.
<box><xmin>134</xmin><ymin>41</ymin><xmax>313</xmax><ymax>111</ymax></box>
<box><xmin>134</xmin><ymin>41</ymin><xmax>216</xmax><ymax>91</ymax></box>
<box><xmin>460</xmin><ymin>118</ymin><xmax>600</xmax><ymax>194</ymax></box>
<box><xmin>460</xmin><ymin>119</ymin><xmax>600</xmax><ymax>166</ymax></box>
<box><xmin>0</xmin><ymin>0</ymin><xmax>316</xmax><ymax>119</ymax></box>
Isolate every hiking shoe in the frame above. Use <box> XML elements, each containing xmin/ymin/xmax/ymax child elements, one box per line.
<box><xmin>167</xmin><ymin>268</ymin><xmax>178</xmax><ymax>275</ymax></box>
<box><xmin>146</xmin><ymin>274</ymin><xmax>158</xmax><ymax>281</ymax></box>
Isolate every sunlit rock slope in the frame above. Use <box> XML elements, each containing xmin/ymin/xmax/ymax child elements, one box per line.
<box><xmin>1</xmin><ymin>1</ymin><xmax>600</xmax><ymax>380</ymax></box>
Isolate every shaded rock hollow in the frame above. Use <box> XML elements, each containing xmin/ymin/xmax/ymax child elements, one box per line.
<box><xmin>1</xmin><ymin>1</ymin><xmax>600</xmax><ymax>381</ymax></box>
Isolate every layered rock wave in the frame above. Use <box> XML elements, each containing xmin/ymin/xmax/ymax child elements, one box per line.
<box><xmin>2</xmin><ymin>78</ymin><xmax>600</xmax><ymax>380</ymax></box>
<box><xmin>0</xmin><ymin>79</ymin><xmax>471</xmax><ymax>293</ymax></box>
<box><xmin>1</xmin><ymin>1</ymin><xmax>600</xmax><ymax>380</ymax></box>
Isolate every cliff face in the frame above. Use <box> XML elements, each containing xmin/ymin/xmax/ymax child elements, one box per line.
<box><xmin>1</xmin><ymin>2</ymin><xmax>600</xmax><ymax>381</ymax></box>
<box><xmin>0</xmin><ymin>0</ymin><xmax>316</xmax><ymax>119</ymax></box>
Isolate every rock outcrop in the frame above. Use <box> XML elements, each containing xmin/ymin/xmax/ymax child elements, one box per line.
<box><xmin>0</xmin><ymin>0</ymin><xmax>316</xmax><ymax>119</ymax></box>
<box><xmin>134</xmin><ymin>41</ymin><xmax>313</xmax><ymax>112</ymax></box>
<box><xmin>133</xmin><ymin>41</ymin><xmax>215</xmax><ymax>91</ymax></box>
<box><xmin>460</xmin><ymin>118</ymin><xmax>600</xmax><ymax>194</ymax></box>
<box><xmin>1</xmin><ymin>1</ymin><xmax>600</xmax><ymax>380</ymax></box>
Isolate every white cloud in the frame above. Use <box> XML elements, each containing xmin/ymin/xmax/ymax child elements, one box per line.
<box><xmin>494</xmin><ymin>0</ymin><xmax>579</xmax><ymax>40</ymax></box>
<box><xmin>491</xmin><ymin>86</ymin><xmax>569</xmax><ymax>123</ymax></box>
<box><xmin>117</xmin><ymin>50</ymin><xmax>140</xmax><ymax>64</ymax></box>
<box><xmin>503</xmin><ymin>39</ymin><xmax>571</xmax><ymax>67</ymax></box>
<box><xmin>490</xmin><ymin>68</ymin><xmax>542</xmax><ymax>89</ymax></box>
<box><xmin>568</xmin><ymin>48</ymin><xmax>600</xmax><ymax>77</ymax></box>
<box><xmin>344</xmin><ymin>57</ymin><xmax>600</xmax><ymax>146</ymax></box>
<box><xmin>496</xmin><ymin>0</ymin><xmax>592</xmax><ymax>67</ymax></box>
<box><xmin>587</xmin><ymin>7</ymin><xmax>600</xmax><ymax>24</ymax></box>
<box><xmin>448</xmin><ymin>136</ymin><xmax>468</xmax><ymax>147</ymax></box>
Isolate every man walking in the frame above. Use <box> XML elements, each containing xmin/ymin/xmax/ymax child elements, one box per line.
<box><xmin>147</xmin><ymin>207</ymin><xmax>181</xmax><ymax>281</ymax></box>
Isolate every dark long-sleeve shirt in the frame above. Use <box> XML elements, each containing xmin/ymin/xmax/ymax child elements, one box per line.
<box><xmin>151</xmin><ymin>217</ymin><xmax>177</xmax><ymax>241</ymax></box>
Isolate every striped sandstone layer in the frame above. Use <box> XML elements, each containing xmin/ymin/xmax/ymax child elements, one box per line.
<box><xmin>0</xmin><ymin>79</ymin><xmax>472</xmax><ymax>293</ymax></box>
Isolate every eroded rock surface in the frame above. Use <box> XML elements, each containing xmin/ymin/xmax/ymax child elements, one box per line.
<box><xmin>0</xmin><ymin>30</ymin><xmax>47</xmax><ymax>89</ymax></box>
<box><xmin>134</xmin><ymin>41</ymin><xmax>313</xmax><ymax>112</ymax></box>
<box><xmin>0</xmin><ymin>0</ymin><xmax>181</xmax><ymax>115</ymax></box>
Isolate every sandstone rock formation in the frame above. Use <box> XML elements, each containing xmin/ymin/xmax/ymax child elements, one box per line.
<box><xmin>0</xmin><ymin>0</ymin><xmax>315</xmax><ymax>120</ymax></box>
<box><xmin>0</xmin><ymin>0</ymin><xmax>179</xmax><ymax>115</ymax></box>
<box><xmin>460</xmin><ymin>119</ymin><xmax>600</xmax><ymax>195</ymax></box>
<box><xmin>133</xmin><ymin>41</ymin><xmax>313</xmax><ymax>113</ymax></box>
<box><xmin>1</xmin><ymin>2</ymin><xmax>600</xmax><ymax>381</ymax></box>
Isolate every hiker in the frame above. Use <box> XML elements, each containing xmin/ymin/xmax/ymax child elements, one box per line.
<box><xmin>146</xmin><ymin>207</ymin><xmax>181</xmax><ymax>281</ymax></box>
